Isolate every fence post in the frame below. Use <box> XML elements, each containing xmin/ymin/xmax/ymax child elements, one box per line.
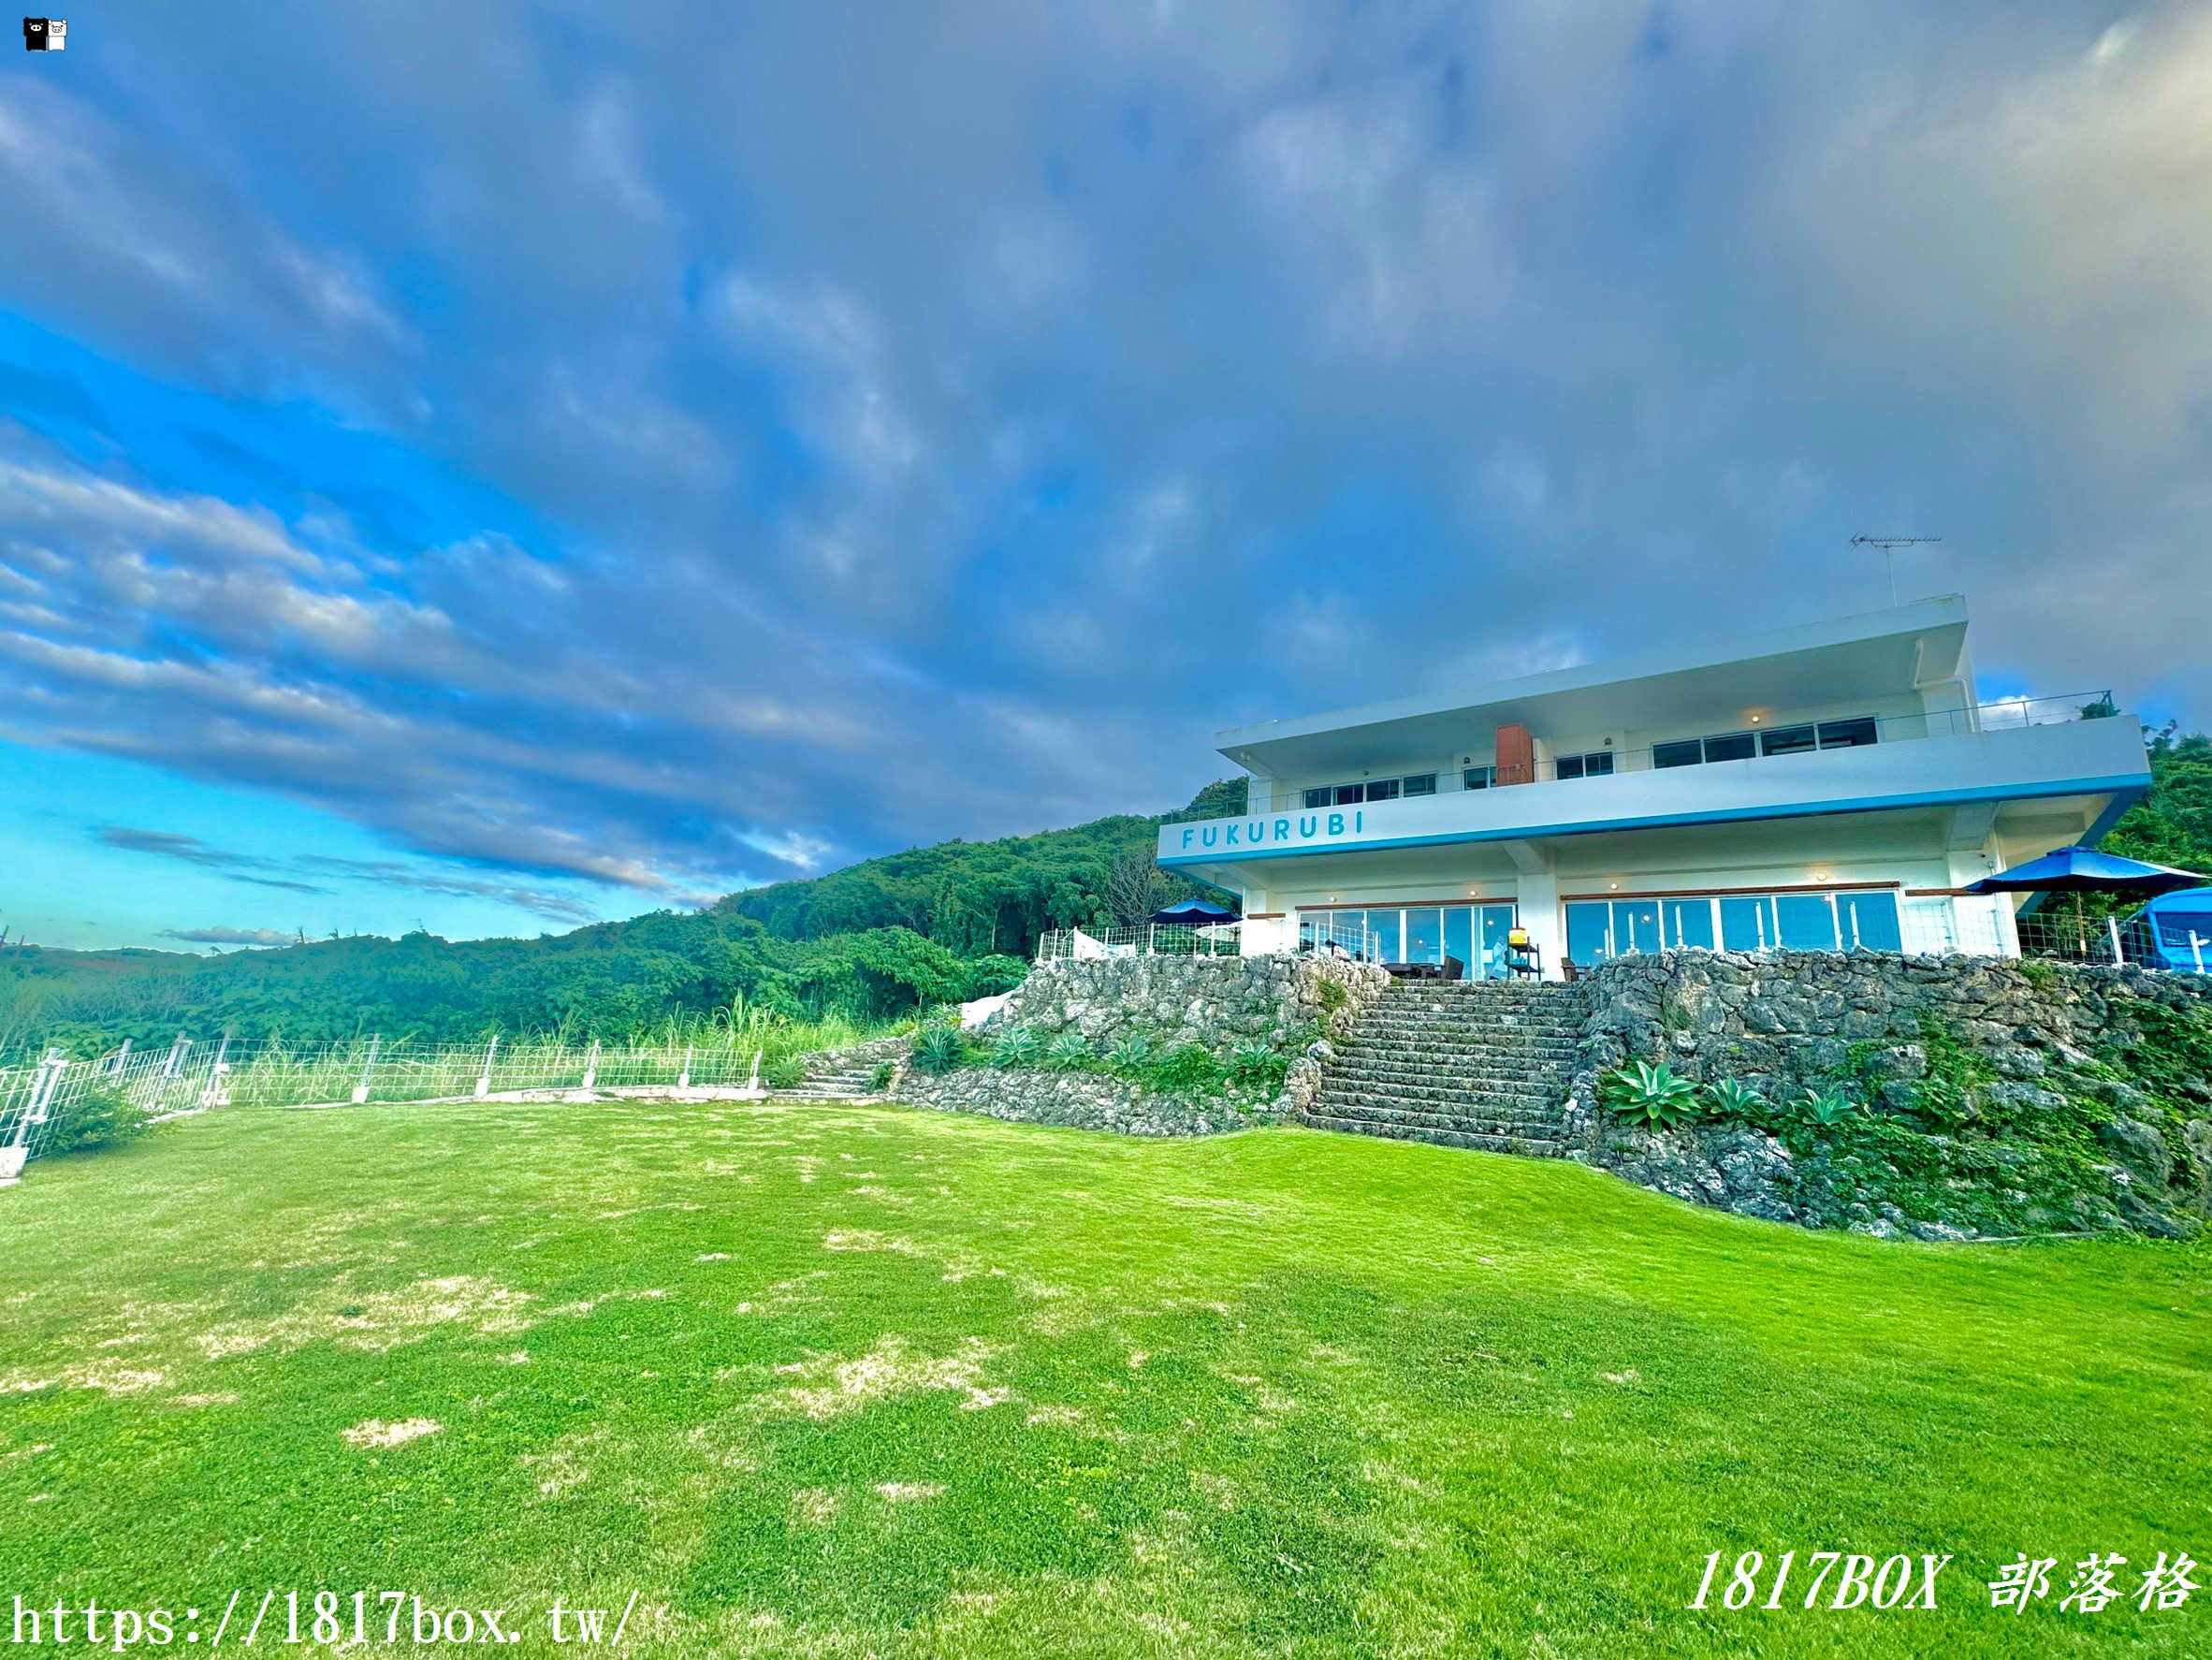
<box><xmin>28</xmin><ymin>1050</ymin><xmax>65</xmax><ymax>1124</ymax></box>
<box><xmin>352</xmin><ymin>1035</ymin><xmax>381</xmax><ymax>1104</ymax></box>
<box><xmin>2107</xmin><ymin>915</ymin><xmax>2125</xmax><ymax>966</ymax></box>
<box><xmin>581</xmin><ymin>1041</ymin><xmax>600</xmax><ymax>1091</ymax></box>
<box><xmin>475</xmin><ymin>1035</ymin><xmax>499</xmax><ymax>1099</ymax></box>
<box><xmin>678</xmin><ymin>1044</ymin><xmax>693</xmax><ymax>1090</ymax></box>
<box><xmin>109</xmin><ymin>1037</ymin><xmax>131</xmax><ymax>1076</ymax></box>
<box><xmin>153</xmin><ymin>1035</ymin><xmax>189</xmax><ymax>1114</ymax></box>
<box><xmin>2193</xmin><ymin>933</ymin><xmax>2207</xmax><ymax>976</ymax></box>
<box><xmin>748</xmin><ymin>1049</ymin><xmax>762</xmax><ymax>1092</ymax></box>
<box><xmin>200</xmin><ymin>1030</ymin><xmax>232</xmax><ymax>1108</ymax></box>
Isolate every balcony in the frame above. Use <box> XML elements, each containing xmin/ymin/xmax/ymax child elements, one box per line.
<box><xmin>1159</xmin><ymin>697</ymin><xmax>2148</xmax><ymax>868</ymax></box>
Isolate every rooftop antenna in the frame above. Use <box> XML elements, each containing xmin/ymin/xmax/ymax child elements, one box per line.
<box><xmin>1850</xmin><ymin>533</ymin><xmax>1942</xmax><ymax>607</ymax></box>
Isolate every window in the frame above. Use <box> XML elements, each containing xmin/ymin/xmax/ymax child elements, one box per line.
<box><xmin>1366</xmin><ymin>778</ymin><xmax>1400</xmax><ymax>802</ymax></box>
<box><xmin>1303</xmin><ymin>787</ymin><xmax>1330</xmax><ymax>809</ymax></box>
<box><xmin>1463</xmin><ymin>765</ymin><xmax>1494</xmax><ymax>790</ymax></box>
<box><xmin>1838</xmin><ymin>890</ymin><xmax>1902</xmax><ymax>950</ymax></box>
<box><xmin>1572</xmin><ymin>889</ymin><xmax>1901</xmax><ymax>962</ymax></box>
<box><xmin>1334</xmin><ymin>783</ymin><xmax>1364</xmax><ymax>806</ymax></box>
<box><xmin>1556</xmin><ymin>753</ymin><xmax>1584</xmax><ymax>780</ymax></box>
<box><xmin>1774</xmin><ymin>893</ymin><xmax>1838</xmax><ymax>948</ymax></box>
<box><xmin>1403</xmin><ymin>772</ymin><xmax>1437</xmax><ymax>795</ymax></box>
<box><xmin>1553</xmin><ymin>750</ymin><xmax>1615</xmax><ymax>780</ymax></box>
<box><xmin>1666</xmin><ymin>898</ymin><xmax>1715</xmax><ymax>949</ymax></box>
<box><xmin>1651</xmin><ymin>719</ymin><xmax>1877</xmax><ymax>769</ymax></box>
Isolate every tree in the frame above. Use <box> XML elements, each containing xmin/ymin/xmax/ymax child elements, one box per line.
<box><xmin>1106</xmin><ymin>847</ymin><xmax>1166</xmax><ymax>928</ymax></box>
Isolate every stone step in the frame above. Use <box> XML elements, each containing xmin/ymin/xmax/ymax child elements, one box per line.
<box><xmin>1319</xmin><ymin>1085</ymin><xmax>1565</xmax><ymax>1116</ymax></box>
<box><xmin>1297</xmin><ymin>1112</ymin><xmax>1564</xmax><ymax>1157</ymax></box>
<box><xmin>1328</xmin><ymin>1070</ymin><xmax>1567</xmax><ymax>1098</ymax></box>
<box><xmin>1354</xmin><ymin>1023</ymin><xmax>1582</xmax><ymax>1042</ymax></box>
<box><xmin>1324</xmin><ymin>1076</ymin><xmax>1565</xmax><ymax>1104</ymax></box>
<box><xmin>1358</xmin><ymin>1013</ymin><xmax>1584</xmax><ymax>1032</ymax></box>
<box><xmin>1313</xmin><ymin>1099</ymin><xmax>1566</xmax><ymax>1141</ymax></box>
<box><xmin>1335</xmin><ymin>1042</ymin><xmax>1579</xmax><ymax>1065</ymax></box>
<box><xmin>1317</xmin><ymin>1081</ymin><xmax>1564</xmax><ymax>1114</ymax></box>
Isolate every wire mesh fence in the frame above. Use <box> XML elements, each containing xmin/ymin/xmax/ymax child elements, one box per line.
<box><xmin>1033</xmin><ymin>923</ymin><xmax>1244</xmax><ymax>963</ymax></box>
<box><xmin>0</xmin><ymin>1030</ymin><xmax>803</xmax><ymax>1180</ymax></box>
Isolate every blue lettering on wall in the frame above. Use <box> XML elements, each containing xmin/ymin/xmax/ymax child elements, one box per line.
<box><xmin>1300</xmin><ymin>816</ymin><xmax>1317</xmax><ymax>837</ymax></box>
<box><xmin>1201</xmin><ymin>826</ymin><xmax>1217</xmax><ymax>848</ymax></box>
<box><xmin>1274</xmin><ymin>819</ymin><xmax>1290</xmax><ymax>841</ymax></box>
<box><xmin>1225</xmin><ymin>823</ymin><xmax>1240</xmax><ymax>845</ymax></box>
<box><xmin>1181</xmin><ymin>828</ymin><xmax>1195</xmax><ymax>849</ymax></box>
<box><xmin>1356</xmin><ymin>810</ymin><xmax>1363</xmax><ymax>833</ymax></box>
<box><xmin>1246</xmin><ymin>821</ymin><xmax>1264</xmax><ymax>843</ymax></box>
<box><xmin>1327</xmin><ymin>813</ymin><xmax>1344</xmax><ymax>836</ymax></box>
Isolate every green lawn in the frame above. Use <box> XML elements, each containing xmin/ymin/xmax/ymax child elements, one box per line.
<box><xmin>1</xmin><ymin>1099</ymin><xmax>2206</xmax><ymax>1658</ymax></box>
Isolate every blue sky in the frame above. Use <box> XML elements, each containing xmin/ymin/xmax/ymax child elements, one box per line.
<box><xmin>2</xmin><ymin>3</ymin><xmax>2207</xmax><ymax>951</ymax></box>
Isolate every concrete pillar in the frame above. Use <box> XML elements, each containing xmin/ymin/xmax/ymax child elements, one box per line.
<box><xmin>1517</xmin><ymin>870</ymin><xmax>1563</xmax><ymax>980</ymax></box>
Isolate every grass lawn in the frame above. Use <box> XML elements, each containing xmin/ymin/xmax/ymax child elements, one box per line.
<box><xmin>2</xmin><ymin>1098</ymin><xmax>2206</xmax><ymax>1658</ymax></box>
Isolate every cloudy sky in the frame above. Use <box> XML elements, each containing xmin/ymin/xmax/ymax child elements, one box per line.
<box><xmin>1</xmin><ymin>3</ymin><xmax>2207</xmax><ymax>950</ymax></box>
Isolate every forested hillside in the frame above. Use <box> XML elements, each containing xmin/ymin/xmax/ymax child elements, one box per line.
<box><xmin>2104</xmin><ymin>724</ymin><xmax>2212</xmax><ymax>875</ymax></box>
<box><xmin>0</xmin><ymin>779</ymin><xmax>1249</xmax><ymax>1050</ymax></box>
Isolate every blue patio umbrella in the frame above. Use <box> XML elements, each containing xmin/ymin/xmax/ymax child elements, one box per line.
<box><xmin>1962</xmin><ymin>846</ymin><xmax>2207</xmax><ymax>898</ymax></box>
<box><xmin>1963</xmin><ymin>844</ymin><xmax>2208</xmax><ymax>956</ymax></box>
<box><xmin>1148</xmin><ymin>897</ymin><xmax>1240</xmax><ymax>926</ymax></box>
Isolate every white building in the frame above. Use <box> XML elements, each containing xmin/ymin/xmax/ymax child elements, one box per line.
<box><xmin>1157</xmin><ymin>597</ymin><xmax>2150</xmax><ymax>979</ymax></box>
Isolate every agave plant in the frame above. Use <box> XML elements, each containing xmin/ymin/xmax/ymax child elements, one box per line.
<box><xmin>1600</xmin><ymin>1060</ymin><xmax>1703</xmax><ymax>1129</ymax></box>
<box><xmin>911</xmin><ymin>1025</ymin><xmax>966</xmax><ymax>1075</ymax></box>
<box><xmin>1229</xmin><ymin>1040</ymin><xmax>1276</xmax><ymax>1084</ymax></box>
<box><xmin>1792</xmin><ymin>1087</ymin><xmax>1862</xmax><ymax>1127</ymax></box>
<box><xmin>992</xmin><ymin>1023</ymin><xmax>1042</xmax><ymax>1070</ymax></box>
<box><xmin>1108</xmin><ymin>1032</ymin><xmax>1157</xmax><ymax>1073</ymax></box>
<box><xmin>1044</xmin><ymin>1030</ymin><xmax>1093</xmax><ymax>1071</ymax></box>
<box><xmin>1702</xmin><ymin>1076</ymin><xmax>1766</xmax><ymax>1121</ymax></box>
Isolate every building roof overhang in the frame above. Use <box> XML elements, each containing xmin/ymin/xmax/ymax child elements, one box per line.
<box><xmin>1215</xmin><ymin>596</ymin><xmax>1972</xmax><ymax>779</ymax></box>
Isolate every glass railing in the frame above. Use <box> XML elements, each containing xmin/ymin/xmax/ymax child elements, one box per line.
<box><xmin>1247</xmin><ymin>692</ymin><xmax>2117</xmax><ymax>813</ymax></box>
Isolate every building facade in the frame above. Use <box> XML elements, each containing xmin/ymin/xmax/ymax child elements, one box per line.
<box><xmin>1157</xmin><ymin>597</ymin><xmax>2151</xmax><ymax>980</ymax></box>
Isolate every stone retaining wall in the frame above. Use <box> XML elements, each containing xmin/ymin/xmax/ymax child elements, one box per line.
<box><xmin>891</xmin><ymin>1067</ymin><xmax>1252</xmax><ymax>1137</ymax></box>
<box><xmin>988</xmin><ymin>954</ymin><xmax>1390</xmax><ymax>1055</ymax></box>
<box><xmin>1565</xmin><ymin>951</ymin><xmax>2212</xmax><ymax>1238</ymax></box>
<box><xmin>876</xmin><ymin>954</ymin><xmax>1390</xmax><ymax>1136</ymax></box>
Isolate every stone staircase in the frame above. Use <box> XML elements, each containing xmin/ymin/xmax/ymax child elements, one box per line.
<box><xmin>1302</xmin><ymin>980</ymin><xmax>1594</xmax><ymax>1156</ymax></box>
<box><xmin>771</xmin><ymin>1035</ymin><xmax>908</xmax><ymax>1101</ymax></box>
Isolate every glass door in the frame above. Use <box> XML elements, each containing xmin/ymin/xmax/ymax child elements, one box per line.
<box><xmin>1475</xmin><ymin>903</ymin><xmax>1518</xmax><ymax>979</ymax></box>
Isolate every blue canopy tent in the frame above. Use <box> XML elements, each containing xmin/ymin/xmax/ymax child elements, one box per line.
<box><xmin>1963</xmin><ymin>846</ymin><xmax>2208</xmax><ymax>961</ymax></box>
<box><xmin>1148</xmin><ymin>897</ymin><xmax>1240</xmax><ymax>926</ymax></box>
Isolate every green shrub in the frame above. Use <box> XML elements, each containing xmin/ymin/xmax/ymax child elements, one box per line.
<box><xmin>912</xmin><ymin>1026</ymin><xmax>966</xmax><ymax>1075</ymax></box>
<box><xmin>1702</xmin><ymin>1076</ymin><xmax>1766</xmax><ymax>1121</ymax></box>
<box><xmin>867</xmin><ymin>1060</ymin><xmax>895</xmax><ymax>1092</ymax></box>
<box><xmin>992</xmin><ymin>1024</ymin><xmax>1042</xmax><ymax>1070</ymax></box>
<box><xmin>1108</xmin><ymin>1033</ymin><xmax>1157</xmax><ymax>1073</ymax></box>
<box><xmin>43</xmin><ymin>1085</ymin><xmax>152</xmax><ymax>1156</ymax></box>
<box><xmin>963</xmin><ymin>955</ymin><xmax>1031</xmax><ymax>998</ymax></box>
<box><xmin>764</xmin><ymin>1056</ymin><xmax>808</xmax><ymax>1089</ymax></box>
<box><xmin>1314</xmin><ymin>977</ymin><xmax>1349</xmax><ymax>1018</ymax></box>
<box><xmin>1152</xmin><ymin>1043</ymin><xmax>1227</xmax><ymax>1096</ymax></box>
<box><xmin>1600</xmin><ymin>1061</ymin><xmax>1702</xmax><ymax>1129</ymax></box>
<box><xmin>1044</xmin><ymin>1031</ymin><xmax>1092</xmax><ymax>1071</ymax></box>
<box><xmin>1911</xmin><ymin>1016</ymin><xmax>1991</xmax><ymax>1128</ymax></box>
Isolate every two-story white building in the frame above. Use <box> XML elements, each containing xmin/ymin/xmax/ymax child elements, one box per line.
<box><xmin>1157</xmin><ymin>597</ymin><xmax>2151</xmax><ymax>979</ymax></box>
